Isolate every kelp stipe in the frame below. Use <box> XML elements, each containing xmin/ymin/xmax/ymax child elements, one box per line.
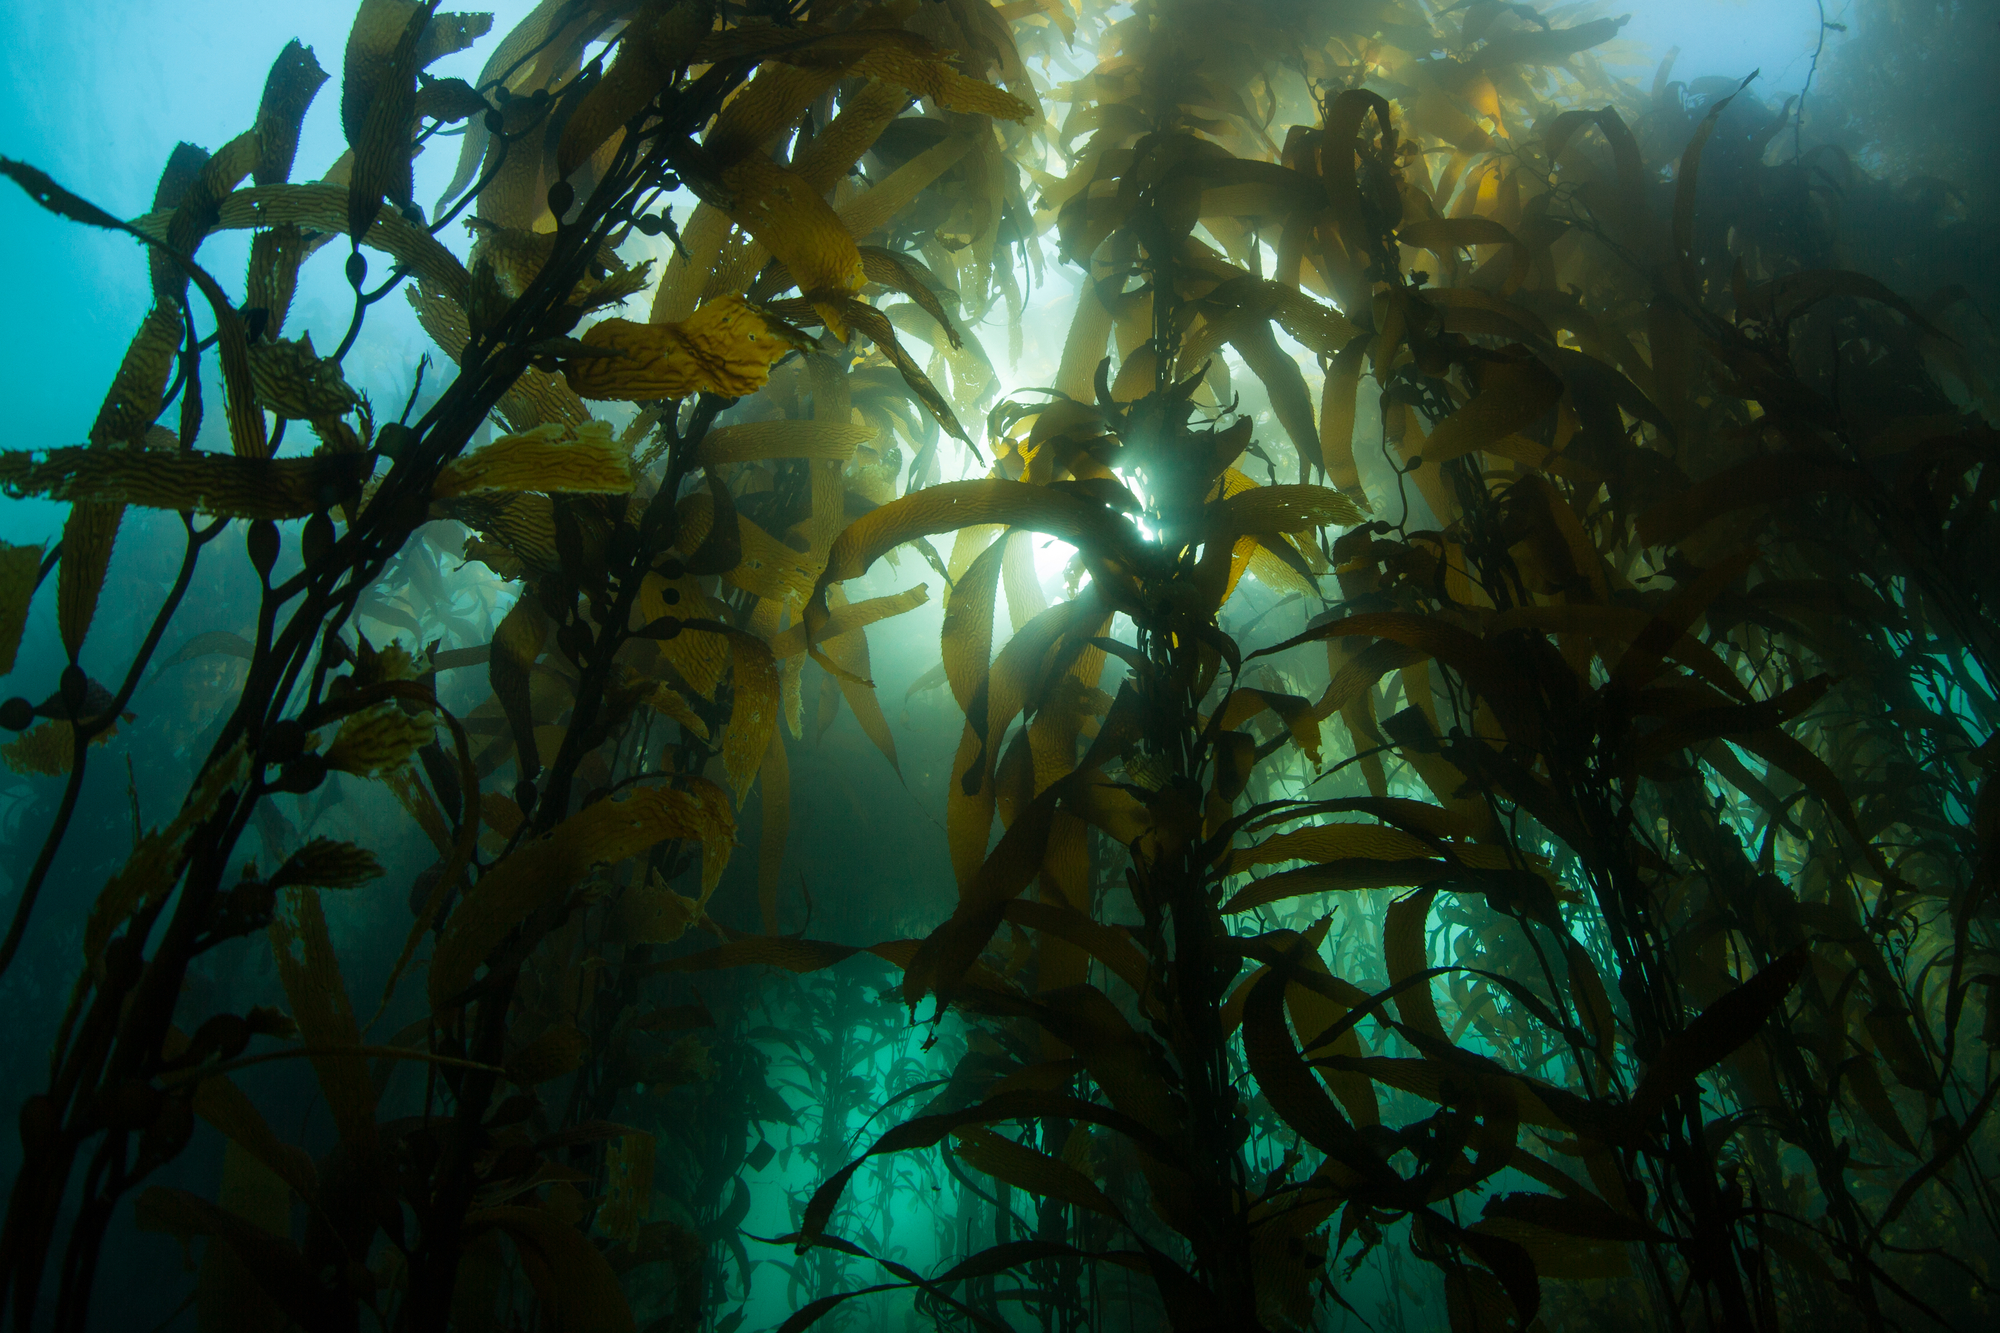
<box><xmin>0</xmin><ymin>1</ymin><xmax>1994</xmax><ymax>1331</ymax></box>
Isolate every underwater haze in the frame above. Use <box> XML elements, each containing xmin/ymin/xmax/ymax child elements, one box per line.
<box><xmin>0</xmin><ymin>1</ymin><xmax>1994</xmax><ymax>1331</ymax></box>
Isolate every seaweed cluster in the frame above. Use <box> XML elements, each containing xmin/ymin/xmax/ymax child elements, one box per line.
<box><xmin>0</xmin><ymin>1</ymin><xmax>1994</xmax><ymax>1330</ymax></box>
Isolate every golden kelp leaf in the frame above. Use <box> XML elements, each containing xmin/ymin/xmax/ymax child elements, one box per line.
<box><xmin>190</xmin><ymin>1075</ymin><xmax>319</xmax><ymax>1203</ymax></box>
<box><xmin>429</xmin><ymin>781</ymin><xmax>734</xmax><ymax>1005</ymax></box>
<box><xmin>767</xmin><ymin>584</ymin><xmax>928</xmax><ymax>661</ymax></box>
<box><xmin>344</xmin><ymin>0</ymin><xmax>429</xmax><ymax>236</ymax></box>
<box><xmin>643</xmin><ymin>681</ymin><xmax>709</xmax><ymax>739</ymax></box>
<box><xmin>820</xmin><ymin>593</ymin><xmax>898</xmax><ymax>771</ymax></box>
<box><xmin>253</xmin><ymin>40</ymin><xmax>329</xmax><ymax>187</ymax></box>
<box><xmin>269</xmin><ymin>886</ymin><xmax>377</xmax><ymax>1152</ymax></box>
<box><xmin>1845</xmin><ymin>1053</ymin><xmax>1917</xmax><ymax>1153</ymax></box>
<box><xmin>163</xmin><ymin>130</ymin><xmax>260</xmax><ymax>271</ymax></box>
<box><xmin>196</xmin><ymin>1141</ymin><xmax>291</xmax><ymax>1333</ymax></box>
<box><xmin>814</xmin><ymin>481</ymin><xmax>1144</xmax><ymax>632</ymax></box>
<box><xmin>136</xmin><ymin>183</ymin><xmax>472</xmax><ymax>305</ymax></box>
<box><xmin>324</xmin><ymin>703</ymin><xmax>435</xmax><ymax>776</ymax></box>
<box><xmin>836</xmin><ymin>298</ymin><xmax>971</xmax><ymax>442</ymax></box>
<box><xmin>1384</xmin><ymin>885</ymin><xmax>1447</xmax><ymax>1040</ymax></box>
<box><xmin>696</xmin><ymin>419</ymin><xmax>873</xmax><ymax>466</ymax></box>
<box><xmin>56</xmin><ymin>501</ymin><xmax>121</xmax><ymax>661</ymax></box>
<box><xmin>89</xmin><ymin>305</ymin><xmax>183</xmax><ymax>446</ymax></box>
<box><xmin>381</xmin><ymin>762</ymin><xmax>451</xmax><ymax>856</ymax></box>
<box><xmin>755</xmin><ymin>726</ymin><xmax>788</xmax><ymax>933</ymax></box>
<box><xmin>506</xmin><ymin>1023</ymin><xmax>588</xmax><ymax>1086</ymax></box>
<box><xmin>1267</xmin><ymin>286</ymin><xmax>1364</xmax><ymax>358</ymax></box>
<box><xmin>1396</xmin><ymin>217</ymin><xmax>1530</xmax><ymax>293</ymax></box>
<box><xmin>860</xmin><ymin>246</ymin><xmax>962</xmax><ymax>349</ymax></box>
<box><xmin>849</xmin><ymin>46</ymin><xmax>1037</xmax><ymax>121</ymax></box>
<box><xmin>1243</xmin><ymin>536</ymin><xmax>1315</xmax><ymax>598</ymax></box>
<box><xmin>614</xmin><ymin>873</ymin><xmax>704</xmax><ymax>945</ymax></box>
<box><xmin>953</xmin><ymin>1127</ymin><xmax>1117</xmax><ymax>1216</ymax></box>
<box><xmin>407</xmin><ymin>283</ymin><xmax>590</xmax><ymax>431</ymax></box>
<box><xmin>246</xmin><ymin>333</ymin><xmax>360</xmax><ymax>420</ymax></box>
<box><xmin>834</xmin><ymin>133</ymin><xmax>975</xmax><ymax>242</ymax></box>
<box><xmin>942</xmin><ymin>536</ymin><xmax>1004</xmax><ymax>712</ymax></box>
<box><xmin>465</xmin><ymin>1206</ymin><xmax>636</xmax><ymax>1333</ymax></box>
<box><xmin>673</xmin><ymin>491</ymin><xmax>820</xmax><ymax>604</ymax></box>
<box><xmin>0</xmin><ymin>448</ymin><xmax>366</xmax><ymax>520</ymax></box>
<box><xmin>479</xmin><ymin>789</ymin><xmax>523</xmax><ymax>841</ymax></box>
<box><xmin>565</xmin><ymin>297</ymin><xmax>795</xmax><ymax>401</ymax></box>
<box><xmin>1566</xmin><ymin>941</ymin><xmax>1617</xmax><ymax>1071</ymax></box>
<box><xmin>247</xmin><ymin>225</ymin><xmax>309</xmax><ymax>339</ymax></box>
<box><xmin>555</xmin><ymin>0</ymin><xmax>708</xmax><ymax>181</ymax></box>
<box><xmin>269</xmin><ymin>838</ymin><xmax>384</xmax><ymax>890</ymax></box>
<box><xmin>489</xmin><ymin>592</ymin><xmax>547</xmax><ymax>775</ymax></box>
<box><xmin>1418</xmin><ymin>355</ymin><xmax>1564</xmax><ymax>466</ymax></box>
<box><xmin>3</xmin><ymin>143</ymin><xmax>254</xmax><ymax>448</ymax></box>
<box><xmin>1316</xmin><ymin>339</ymin><xmax>1366</xmax><ymax>491</ymax></box>
<box><xmin>723</xmin><ymin>631</ymin><xmax>778</xmax><ymax>805</ymax></box>
<box><xmin>136</xmin><ymin>1187</ymin><xmax>321</xmax><ymax>1330</ymax></box>
<box><xmin>464</xmin><ymin>218</ymin><xmax>654</xmax><ymax>310</ymax></box>
<box><xmin>1225</xmin><ymin>317</ymin><xmax>1323</xmax><ymax>474</ymax></box>
<box><xmin>0</xmin><ymin>541</ymin><xmax>40</xmax><ymax>675</ymax></box>
<box><xmin>1470</xmin><ymin>1216</ymin><xmax>1632</xmax><ymax>1280</ymax></box>
<box><xmin>724</xmin><ymin>156</ymin><xmax>867</xmax><ymax>313</ymax></box>
<box><xmin>1634</xmin><ymin>455</ymin><xmax>1859</xmax><ymax>551</ymax></box>
<box><xmin>1205</xmin><ymin>484</ymin><xmax>1366</xmax><ymax>540</ymax></box>
<box><xmin>1213</xmin><ymin>688</ymin><xmax>1323</xmax><ymax>764</ymax></box>
<box><xmin>2</xmin><ymin>719</ymin><xmax>89</xmax><ymax>775</ymax></box>
<box><xmin>1223</xmin><ymin>822</ymin><xmax>1433</xmax><ymax>874</ymax></box>
<box><xmin>596</xmin><ymin>1131</ymin><xmax>657</xmax><ymax>1243</ymax></box>
<box><xmin>433</xmin><ymin>420</ymin><xmax>634</xmax><ymax>498</ymax></box>
<box><xmin>83</xmin><ymin>745</ymin><xmax>245</xmax><ymax>964</ymax></box>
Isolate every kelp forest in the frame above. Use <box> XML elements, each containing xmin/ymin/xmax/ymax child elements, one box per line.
<box><xmin>0</xmin><ymin>0</ymin><xmax>1996</xmax><ymax>1329</ymax></box>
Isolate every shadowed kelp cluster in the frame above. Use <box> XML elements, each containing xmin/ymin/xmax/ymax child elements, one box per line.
<box><xmin>0</xmin><ymin>1</ymin><xmax>1995</xmax><ymax>1330</ymax></box>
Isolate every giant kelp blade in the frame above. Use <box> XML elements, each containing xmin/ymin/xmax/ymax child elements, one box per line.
<box><xmin>253</xmin><ymin>40</ymin><xmax>329</xmax><ymax>186</ymax></box>
<box><xmin>1416</xmin><ymin>353</ymin><xmax>1564</xmax><ymax>466</ymax></box>
<box><xmin>1627</xmin><ymin>948</ymin><xmax>1808</xmax><ymax>1125</ymax></box>
<box><xmin>54</xmin><ymin>504</ymin><xmax>119</xmax><ymax>662</ymax></box>
<box><xmin>433</xmin><ymin>421</ymin><xmax>635</xmax><ymax>497</ymax></box>
<box><xmin>0</xmin><ymin>157</ymin><xmax>130</xmax><ymax>232</ymax></box>
<box><xmin>466</xmin><ymin>1206</ymin><xmax>636</xmax><ymax>1333</ymax></box>
<box><xmin>428</xmin><ymin>782</ymin><xmax>733</xmax><ymax>1006</ymax></box>
<box><xmin>810</xmin><ymin>479</ymin><xmax>1147</xmax><ymax>639</ymax></box>
<box><xmin>0</xmin><ymin>542</ymin><xmax>42</xmax><ymax>675</ymax></box>
<box><xmin>1671</xmin><ymin>75</ymin><xmax>1755</xmax><ymax>297</ymax></box>
<box><xmin>1239</xmin><ymin>966</ymin><xmax>1390</xmax><ymax>1191</ymax></box>
<box><xmin>190</xmin><ymin>1075</ymin><xmax>320</xmax><ymax>1204</ymax></box>
<box><xmin>565</xmin><ymin>297</ymin><xmax>796</xmax><ymax>400</ymax></box>
<box><xmin>343</xmin><ymin>0</ymin><xmax>434</xmax><ymax>238</ymax></box>
<box><xmin>799</xmin><ymin>1088</ymin><xmax>1181</xmax><ymax>1247</ymax></box>
<box><xmin>487</xmin><ymin>593</ymin><xmax>546</xmax><ymax>779</ymax></box>
<box><xmin>135</xmin><ymin>1188</ymin><xmax>342</xmax><ymax>1333</ymax></box>
<box><xmin>4</xmin><ymin>155</ymin><xmax>268</xmax><ymax>458</ymax></box>
<box><xmin>555</xmin><ymin>0</ymin><xmax>710</xmax><ymax>183</ymax></box>
<box><xmin>0</xmin><ymin>449</ymin><xmax>366</xmax><ymax>520</ymax></box>
<box><xmin>268</xmin><ymin>887</ymin><xmax>377</xmax><ymax>1154</ymax></box>
<box><xmin>952</xmin><ymin>1126</ymin><xmax>1118</xmax><ymax>1216</ymax></box>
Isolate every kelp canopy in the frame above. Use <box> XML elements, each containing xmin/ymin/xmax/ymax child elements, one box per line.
<box><xmin>0</xmin><ymin>0</ymin><xmax>1995</xmax><ymax>1330</ymax></box>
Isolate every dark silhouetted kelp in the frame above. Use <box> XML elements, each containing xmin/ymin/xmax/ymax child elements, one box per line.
<box><xmin>0</xmin><ymin>1</ymin><xmax>1995</xmax><ymax>1330</ymax></box>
